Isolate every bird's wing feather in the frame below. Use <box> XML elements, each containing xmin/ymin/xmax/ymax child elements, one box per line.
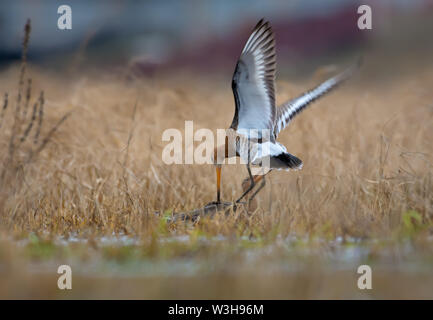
<box><xmin>230</xmin><ymin>19</ymin><xmax>276</xmax><ymax>138</ymax></box>
<box><xmin>273</xmin><ymin>59</ymin><xmax>361</xmax><ymax>137</ymax></box>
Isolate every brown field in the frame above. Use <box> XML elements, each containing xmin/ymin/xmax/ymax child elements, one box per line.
<box><xmin>0</xmin><ymin>24</ymin><xmax>433</xmax><ymax>299</ymax></box>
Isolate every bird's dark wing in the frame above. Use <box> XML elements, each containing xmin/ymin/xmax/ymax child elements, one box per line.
<box><xmin>230</xmin><ymin>19</ymin><xmax>276</xmax><ymax>139</ymax></box>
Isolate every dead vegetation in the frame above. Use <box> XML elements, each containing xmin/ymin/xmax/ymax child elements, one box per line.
<box><xmin>0</xmin><ymin>19</ymin><xmax>432</xmax><ymax>299</ymax></box>
<box><xmin>0</xmin><ymin>21</ymin><xmax>431</xmax><ymax>243</ymax></box>
<box><xmin>0</xmin><ymin>20</ymin><xmax>70</xmax><ymax>205</ymax></box>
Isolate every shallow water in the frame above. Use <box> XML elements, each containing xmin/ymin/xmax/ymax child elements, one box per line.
<box><xmin>1</xmin><ymin>233</ymin><xmax>433</xmax><ymax>299</ymax></box>
<box><xmin>8</xmin><ymin>233</ymin><xmax>432</xmax><ymax>276</ymax></box>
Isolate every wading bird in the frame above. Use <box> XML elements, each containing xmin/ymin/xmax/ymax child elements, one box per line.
<box><xmin>211</xmin><ymin>19</ymin><xmax>359</xmax><ymax>205</ymax></box>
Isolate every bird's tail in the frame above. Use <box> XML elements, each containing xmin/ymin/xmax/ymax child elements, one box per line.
<box><xmin>269</xmin><ymin>152</ymin><xmax>303</xmax><ymax>170</ymax></box>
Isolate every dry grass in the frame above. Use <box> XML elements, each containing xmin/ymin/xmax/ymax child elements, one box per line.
<box><xmin>1</xmin><ymin>61</ymin><xmax>431</xmax><ymax>240</ymax></box>
<box><xmin>0</xmin><ymin>22</ymin><xmax>432</xmax><ymax>299</ymax></box>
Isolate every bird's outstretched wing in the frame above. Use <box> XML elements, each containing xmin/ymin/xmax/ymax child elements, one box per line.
<box><xmin>273</xmin><ymin>59</ymin><xmax>362</xmax><ymax>137</ymax></box>
<box><xmin>230</xmin><ymin>19</ymin><xmax>276</xmax><ymax>139</ymax></box>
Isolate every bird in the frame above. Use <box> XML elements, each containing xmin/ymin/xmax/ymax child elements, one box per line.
<box><xmin>211</xmin><ymin>18</ymin><xmax>360</xmax><ymax>205</ymax></box>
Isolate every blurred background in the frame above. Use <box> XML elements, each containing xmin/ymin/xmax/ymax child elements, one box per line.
<box><xmin>0</xmin><ymin>0</ymin><xmax>432</xmax><ymax>79</ymax></box>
